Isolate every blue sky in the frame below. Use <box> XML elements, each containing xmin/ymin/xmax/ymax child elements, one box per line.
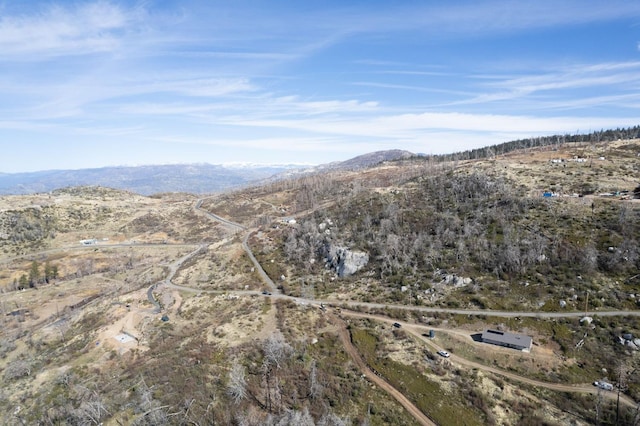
<box><xmin>1</xmin><ymin>0</ymin><xmax>640</xmax><ymax>172</ymax></box>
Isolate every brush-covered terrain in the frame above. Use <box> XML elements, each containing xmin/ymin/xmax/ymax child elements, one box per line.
<box><xmin>1</xmin><ymin>139</ymin><xmax>640</xmax><ymax>425</ymax></box>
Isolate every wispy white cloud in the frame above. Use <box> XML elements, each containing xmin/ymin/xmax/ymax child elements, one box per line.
<box><xmin>450</xmin><ymin>61</ymin><xmax>640</xmax><ymax>109</ymax></box>
<box><xmin>167</xmin><ymin>50</ymin><xmax>297</xmax><ymax>61</ymax></box>
<box><xmin>0</xmin><ymin>73</ymin><xmax>256</xmax><ymax>121</ymax></box>
<box><xmin>269</xmin><ymin>97</ymin><xmax>379</xmax><ymax>115</ymax></box>
<box><xmin>1</xmin><ymin>1</ymin><xmax>640</xmax><ymax>171</ymax></box>
<box><xmin>140</xmin><ymin>77</ymin><xmax>256</xmax><ymax>98</ymax></box>
<box><xmin>352</xmin><ymin>82</ymin><xmax>471</xmax><ymax>97</ymax></box>
<box><xmin>118</xmin><ymin>96</ymin><xmax>378</xmax><ymax>120</ymax></box>
<box><xmin>226</xmin><ymin>111</ymin><xmax>639</xmax><ymax>141</ymax></box>
<box><xmin>535</xmin><ymin>93</ymin><xmax>640</xmax><ymax>111</ymax></box>
<box><xmin>0</xmin><ymin>1</ymin><xmax>140</xmax><ymax>59</ymax></box>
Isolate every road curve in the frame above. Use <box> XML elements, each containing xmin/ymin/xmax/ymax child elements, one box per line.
<box><xmin>195</xmin><ymin>198</ymin><xmax>279</xmax><ymax>294</ymax></box>
<box><xmin>340</xmin><ymin>310</ymin><xmax>637</xmax><ymax>409</ymax></box>
<box><xmin>195</xmin><ymin>199</ymin><xmax>246</xmax><ymax>232</ymax></box>
<box><xmin>157</xmin><ymin>197</ymin><xmax>640</xmax><ymax>418</ymax></box>
<box><xmin>330</xmin><ymin>313</ymin><xmax>436</xmax><ymax>426</ymax></box>
<box><xmin>147</xmin><ymin>244</ymin><xmax>206</xmax><ymax>311</ymax></box>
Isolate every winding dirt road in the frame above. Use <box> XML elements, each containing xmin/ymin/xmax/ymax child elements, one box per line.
<box><xmin>340</xmin><ymin>310</ymin><xmax>637</xmax><ymax>409</ymax></box>
<box><xmin>192</xmin><ymin>198</ymin><xmax>639</xmax><ymax>422</ymax></box>
<box><xmin>329</xmin><ymin>313</ymin><xmax>436</xmax><ymax>426</ymax></box>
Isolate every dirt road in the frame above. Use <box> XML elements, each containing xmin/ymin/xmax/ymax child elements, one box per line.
<box><xmin>340</xmin><ymin>310</ymin><xmax>637</xmax><ymax>409</ymax></box>
<box><xmin>329</xmin><ymin>313</ymin><xmax>436</xmax><ymax>426</ymax></box>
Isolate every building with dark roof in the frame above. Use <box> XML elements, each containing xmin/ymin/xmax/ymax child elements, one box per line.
<box><xmin>481</xmin><ymin>329</ymin><xmax>532</xmax><ymax>351</ymax></box>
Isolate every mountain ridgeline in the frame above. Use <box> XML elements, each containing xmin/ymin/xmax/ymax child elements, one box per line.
<box><xmin>0</xmin><ymin>163</ymin><xmax>299</xmax><ymax>196</ymax></box>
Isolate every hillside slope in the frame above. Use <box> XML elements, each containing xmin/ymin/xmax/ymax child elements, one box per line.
<box><xmin>1</xmin><ymin>139</ymin><xmax>640</xmax><ymax>425</ymax></box>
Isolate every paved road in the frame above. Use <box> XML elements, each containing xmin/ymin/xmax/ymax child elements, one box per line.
<box><xmin>147</xmin><ymin>244</ymin><xmax>206</xmax><ymax>311</ymax></box>
<box><xmin>195</xmin><ymin>198</ymin><xmax>279</xmax><ymax>294</ymax></box>
<box><xmin>6</xmin><ymin>195</ymin><xmax>638</xmax><ymax>422</ymax></box>
<box><xmin>242</xmin><ymin>232</ymin><xmax>279</xmax><ymax>294</ymax></box>
<box><xmin>195</xmin><ymin>199</ymin><xmax>247</xmax><ymax>232</ymax></box>
<box><xmin>247</xmin><ymin>293</ymin><xmax>640</xmax><ymax>319</ymax></box>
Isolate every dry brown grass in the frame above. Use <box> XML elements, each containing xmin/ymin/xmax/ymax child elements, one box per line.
<box><xmin>1</xmin><ymin>141</ymin><xmax>639</xmax><ymax>424</ymax></box>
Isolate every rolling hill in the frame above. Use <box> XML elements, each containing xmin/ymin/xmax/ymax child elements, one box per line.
<box><xmin>1</xmin><ymin>136</ymin><xmax>640</xmax><ymax>425</ymax></box>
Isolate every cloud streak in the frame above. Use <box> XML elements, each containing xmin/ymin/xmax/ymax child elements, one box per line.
<box><xmin>447</xmin><ymin>61</ymin><xmax>640</xmax><ymax>111</ymax></box>
<box><xmin>1</xmin><ymin>1</ymin><xmax>639</xmax><ymax>171</ymax></box>
<box><xmin>0</xmin><ymin>1</ymin><xmax>141</xmax><ymax>59</ymax></box>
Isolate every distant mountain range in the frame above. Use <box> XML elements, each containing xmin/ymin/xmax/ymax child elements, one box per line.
<box><xmin>0</xmin><ymin>150</ymin><xmax>416</xmax><ymax>196</ymax></box>
<box><xmin>0</xmin><ymin>164</ymin><xmax>298</xmax><ymax>196</ymax></box>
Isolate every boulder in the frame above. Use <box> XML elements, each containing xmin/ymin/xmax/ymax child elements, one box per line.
<box><xmin>580</xmin><ymin>316</ymin><xmax>593</xmax><ymax>324</ymax></box>
<box><xmin>325</xmin><ymin>245</ymin><xmax>369</xmax><ymax>277</ymax></box>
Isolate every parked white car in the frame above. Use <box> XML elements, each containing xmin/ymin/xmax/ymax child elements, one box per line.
<box><xmin>593</xmin><ymin>381</ymin><xmax>614</xmax><ymax>391</ymax></box>
<box><xmin>437</xmin><ymin>350</ymin><xmax>450</xmax><ymax>358</ymax></box>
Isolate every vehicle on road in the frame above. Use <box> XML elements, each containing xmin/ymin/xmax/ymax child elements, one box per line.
<box><xmin>593</xmin><ymin>381</ymin><xmax>614</xmax><ymax>391</ymax></box>
<box><xmin>437</xmin><ymin>350</ymin><xmax>450</xmax><ymax>358</ymax></box>
<box><xmin>261</xmin><ymin>290</ymin><xmax>272</xmax><ymax>295</ymax></box>
<box><xmin>393</xmin><ymin>322</ymin><xmax>401</xmax><ymax>328</ymax></box>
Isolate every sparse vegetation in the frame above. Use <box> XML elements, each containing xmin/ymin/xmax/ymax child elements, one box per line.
<box><xmin>2</xmin><ymin>136</ymin><xmax>640</xmax><ymax>424</ymax></box>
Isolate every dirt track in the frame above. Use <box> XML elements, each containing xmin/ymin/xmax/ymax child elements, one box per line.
<box><xmin>329</xmin><ymin>313</ymin><xmax>436</xmax><ymax>426</ymax></box>
<box><xmin>340</xmin><ymin>310</ymin><xmax>637</xmax><ymax>409</ymax></box>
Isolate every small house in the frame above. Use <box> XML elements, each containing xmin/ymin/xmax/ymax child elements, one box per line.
<box><xmin>481</xmin><ymin>329</ymin><xmax>532</xmax><ymax>351</ymax></box>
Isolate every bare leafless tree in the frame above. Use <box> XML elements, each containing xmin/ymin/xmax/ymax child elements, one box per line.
<box><xmin>263</xmin><ymin>333</ymin><xmax>292</xmax><ymax>369</ymax></box>
<box><xmin>595</xmin><ymin>387</ymin><xmax>603</xmax><ymax>425</ymax></box>
<box><xmin>227</xmin><ymin>360</ymin><xmax>248</xmax><ymax>404</ymax></box>
<box><xmin>274</xmin><ymin>408</ymin><xmax>315</xmax><ymax>426</ymax></box>
<box><xmin>133</xmin><ymin>378</ymin><xmax>169</xmax><ymax>426</ymax></box>
<box><xmin>318</xmin><ymin>411</ymin><xmax>351</xmax><ymax>426</ymax></box>
<box><xmin>308</xmin><ymin>359</ymin><xmax>323</xmax><ymax>400</ymax></box>
<box><xmin>75</xmin><ymin>390</ymin><xmax>110</xmax><ymax>425</ymax></box>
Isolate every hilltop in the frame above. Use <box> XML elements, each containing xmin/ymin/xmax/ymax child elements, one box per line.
<box><xmin>0</xmin><ymin>137</ymin><xmax>639</xmax><ymax>425</ymax></box>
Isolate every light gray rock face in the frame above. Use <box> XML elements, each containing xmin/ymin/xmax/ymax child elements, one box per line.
<box><xmin>434</xmin><ymin>270</ymin><xmax>473</xmax><ymax>287</ymax></box>
<box><xmin>326</xmin><ymin>245</ymin><xmax>369</xmax><ymax>277</ymax></box>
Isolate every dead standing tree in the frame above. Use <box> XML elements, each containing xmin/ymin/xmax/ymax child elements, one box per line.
<box><xmin>227</xmin><ymin>360</ymin><xmax>248</xmax><ymax>404</ymax></box>
<box><xmin>260</xmin><ymin>333</ymin><xmax>293</xmax><ymax>414</ymax></box>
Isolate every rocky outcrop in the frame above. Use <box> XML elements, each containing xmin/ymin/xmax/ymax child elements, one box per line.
<box><xmin>325</xmin><ymin>245</ymin><xmax>369</xmax><ymax>277</ymax></box>
<box><xmin>433</xmin><ymin>269</ymin><xmax>473</xmax><ymax>287</ymax></box>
